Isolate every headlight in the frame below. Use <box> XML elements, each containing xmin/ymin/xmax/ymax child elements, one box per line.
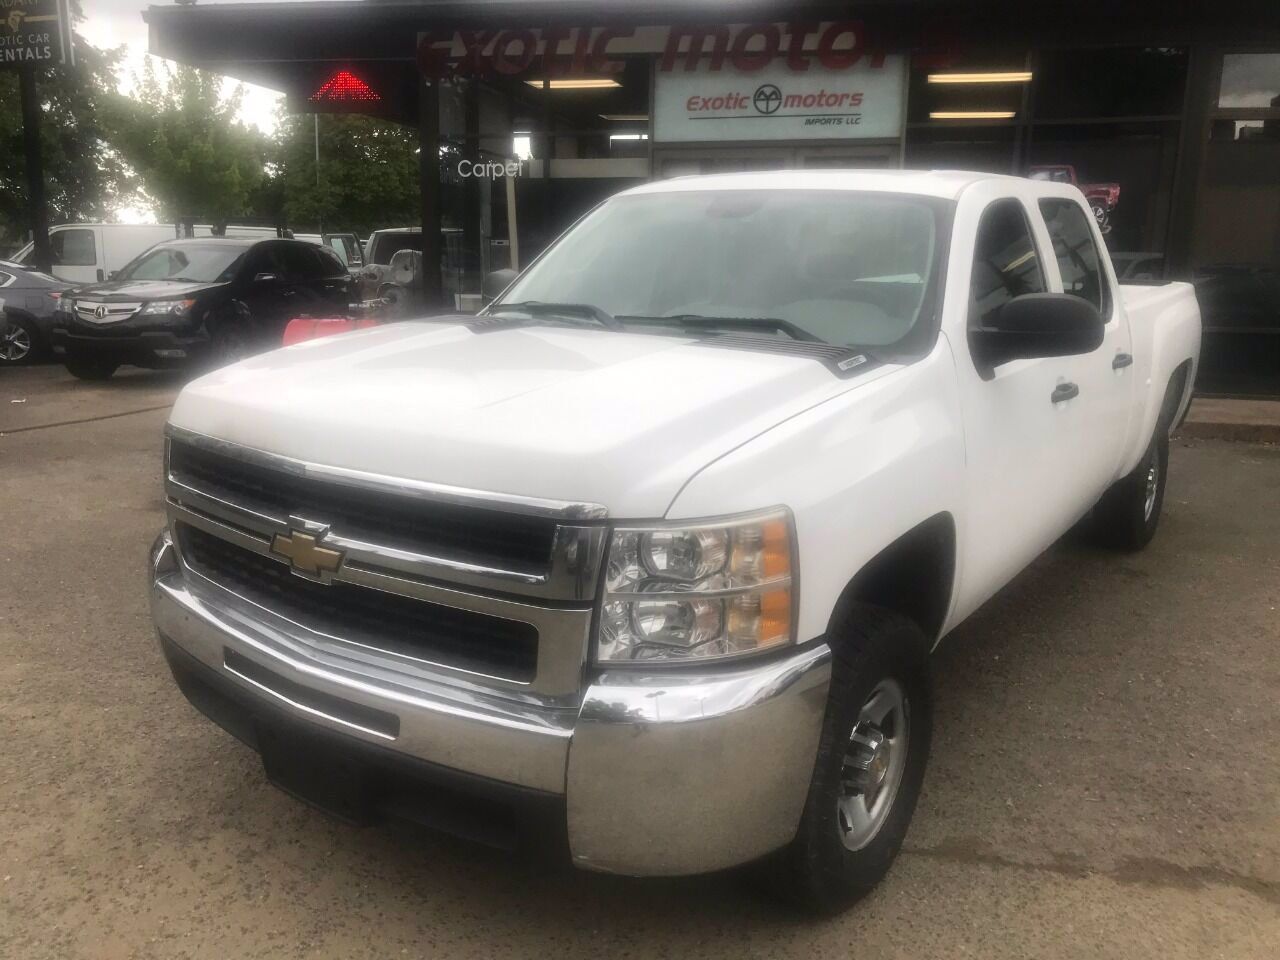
<box><xmin>141</xmin><ymin>299</ymin><xmax>196</xmax><ymax>317</ymax></box>
<box><xmin>598</xmin><ymin>509</ymin><xmax>795</xmax><ymax>664</ymax></box>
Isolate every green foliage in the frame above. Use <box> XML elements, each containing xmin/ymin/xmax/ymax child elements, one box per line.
<box><xmin>0</xmin><ymin>38</ymin><xmax>132</xmax><ymax>249</ymax></box>
<box><xmin>2</xmin><ymin>20</ymin><xmax>421</xmax><ymax>245</ymax></box>
<box><xmin>106</xmin><ymin>59</ymin><xmax>270</xmax><ymax>224</ymax></box>
<box><xmin>275</xmin><ymin>112</ymin><xmax>420</xmax><ymax>235</ymax></box>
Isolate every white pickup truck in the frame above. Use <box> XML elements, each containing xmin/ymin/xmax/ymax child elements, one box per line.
<box><xmin>149</xmin><ymin>170</ymin><xmax>1201</xmax><ymax>913</ymax></box>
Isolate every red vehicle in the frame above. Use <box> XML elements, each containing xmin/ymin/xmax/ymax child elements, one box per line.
<box><xmin>1029</xmin><ymin>164</ymin><xmax>1120</xmax><ymax>233</ymax></box>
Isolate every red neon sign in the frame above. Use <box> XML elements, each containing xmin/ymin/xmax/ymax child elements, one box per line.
<box><xmin>309</xmin><ymin>69</ymin><xmax>381</xmax><ymax>103</ymax></box>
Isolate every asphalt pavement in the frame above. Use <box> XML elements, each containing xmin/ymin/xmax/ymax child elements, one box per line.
<box><xmin>1</xmin><ymin>365</ymin><xmax>1277</xmax><ymax>959</ymax></box>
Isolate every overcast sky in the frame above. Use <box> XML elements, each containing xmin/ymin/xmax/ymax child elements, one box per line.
<box><xmin>79</xmin><ymin>0</ymin><xmax>303</xmax><ymax>131</ymax></box>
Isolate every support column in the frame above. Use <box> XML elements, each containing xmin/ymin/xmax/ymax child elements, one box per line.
<box><xmin>462</xmin><ymin>79</ymin><xmax>482</xmax><ymax>294</ymax></box>
<box><xmin>19</xmin><ymin>65</ymin><xmax>52</xmax><ymax>273</ymax></box>
<box><xmin>418</xmin><ymin>75</ymin><xmax>444</xmax><ymax>309</ymax></box>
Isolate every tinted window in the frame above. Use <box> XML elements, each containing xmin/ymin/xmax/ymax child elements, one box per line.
<box><xmin>51</xmin><ymin>229</ymin><xmax>96</xmax><ymax>267</ymax></box>
<box><xmin>969</xmin><ymin>199</ymin><xmax>1046</xmax><ymax>328</ymax></box>
<box><xmin>1039</xmin><ymin>198</ymin><xmax>1110</xmax><ymax>317</ymax></box>
<box><xmin>277</xmin><ymin>243</ymin><xmax>324</xmax><ymax>280</ymax></box>
<box><xmin>317</xmin><ymin>246</ymin><xmax>347</xmax><ymax>276</ymax></box>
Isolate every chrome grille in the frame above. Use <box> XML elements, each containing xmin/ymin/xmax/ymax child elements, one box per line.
<box><xmin>74</xmin><ymin>300</ymin><xmax>142</xmax><ymax>324</ymax></box>
<box><xmin>162</xmin><ymin>425</ymin><xmax>605</xmax><ymax>696</ymax></box>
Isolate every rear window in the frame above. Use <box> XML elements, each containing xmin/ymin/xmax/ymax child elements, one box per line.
<box><xmin>370</xmin><ymin>232</ymin><xmax>422</xmax><ymax>265</ymax></box>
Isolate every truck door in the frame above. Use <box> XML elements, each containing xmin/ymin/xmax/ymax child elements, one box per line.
<box><xmin>952</xmin><ymin>195</ymin><xmax>1088</xmax><ymax>613</ymax></box>
<box><xmin>1036</xmin><ymin>197</ymin><xmax>1133</xmax><ymax>496</ymax></box>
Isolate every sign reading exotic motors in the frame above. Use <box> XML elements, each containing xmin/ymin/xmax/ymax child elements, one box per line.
<box><xmin>0</xmin><ymin>0</ymin><xmax>73</xmax><ymax>68</ymax></box>
<box><xmin>654</xmin><ymin>57</ymin><xmax>905</xmax><ymax>142</ymax></box>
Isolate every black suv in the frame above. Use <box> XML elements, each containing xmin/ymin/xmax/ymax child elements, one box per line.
<box><xmin>51</xmin><ymin>237</ymin><xmax>354</xmax><ymax>380</ymax></box>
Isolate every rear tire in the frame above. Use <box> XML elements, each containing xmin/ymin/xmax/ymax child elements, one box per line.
<box><xmin>65</xmin><ymin>358</ymin><xmax>118</xmax><ymax>381</ymax></box>
<box><xmin>1086</xmin><ymin>429</ymin><xmax>1168</xmax><ymax>551</ymax></box>
<box><xmin>763</xmin><ymin>605</ymin><xmax>932</xmax><ymax>914</ymax></box>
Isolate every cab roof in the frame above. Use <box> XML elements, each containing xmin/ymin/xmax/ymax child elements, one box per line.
<box><xmin>622</xmin><ymin>169</ymin><xmax>1025</xmax><ymax>202</ymax></box>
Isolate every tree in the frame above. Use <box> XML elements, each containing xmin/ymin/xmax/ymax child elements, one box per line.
<box><xmin>107</xmin><ymin>59</ymin><xmax>269</xmax><ymax>225</ymax></box>
<box><xmin>275</xmin><ymin>112</ymin><xmax>420</xmax><ymax>235</ymax></box>
<box><xmin>0</xmin><ymin>37</ymin><xmax>133</xmax><ymax>252</ymax></box>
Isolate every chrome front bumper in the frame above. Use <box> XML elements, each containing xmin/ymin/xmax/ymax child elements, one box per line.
<box><xmin>150</xmin><ymin>532</ymin><xmax>832</xmax><ymax>876</ymax></box>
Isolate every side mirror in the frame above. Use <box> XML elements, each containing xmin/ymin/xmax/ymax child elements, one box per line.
<box><xmin>971</xmin><ymin>293</ymin><xmax>1103</xmax><ymax>369</ymax></box>
<box><xmin>482</xmin><ymin>268</ymin><xmax>518</xmax><ymax>303</ymax></box>
<box><xmin>107</xmin><ymin>270</ymin><xmax>118</xmax><ymax>280</ymax></box>
<box><xmin>253</xmin><ymin>272</ymin><xmax>280</xmax><ymax>284</ymax></box>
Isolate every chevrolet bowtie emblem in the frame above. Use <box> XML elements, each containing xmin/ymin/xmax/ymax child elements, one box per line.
<box><xmin>270</xmin><ymin>527</ymin><xmax>344</xmax><ymax>582</ymax></box>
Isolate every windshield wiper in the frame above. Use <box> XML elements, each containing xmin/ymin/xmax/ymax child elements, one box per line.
<box><xmin>617</xmin><ymin>314</ymin><xmax>823</xmax><ymax>343</ymax></box>
<box><xmin>489</xmin><ymin>300</ymin><xmax>623</xmax><ymax>331</ymax></box>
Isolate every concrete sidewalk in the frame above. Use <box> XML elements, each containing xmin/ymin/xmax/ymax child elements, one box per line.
<box><xmin>1178</xmin><ymin>397</ymin><xmax>1280</xmax><ymax>443</ymax></box>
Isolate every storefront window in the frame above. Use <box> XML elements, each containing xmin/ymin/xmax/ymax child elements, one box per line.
<box><xmin>1034</xmin><ymin>48</ymin><xmax>1187</xmax><ymax>119</ymax></box>
<box><xmin>1217</xmin><ymin>53</ymin><xmax>1280</xmax><ymax>108</ymax></box>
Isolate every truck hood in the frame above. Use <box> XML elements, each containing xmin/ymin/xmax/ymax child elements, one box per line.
<box><xmin>169</xmin><ymin>321</ymin><xmax>884</xmax><ymax>517</ymax></box>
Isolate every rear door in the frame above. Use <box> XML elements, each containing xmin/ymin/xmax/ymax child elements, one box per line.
<box><xmin>952</xmin><ymin>190</ymin><xmax>1088</xmax><ymax>612</ymax></box>
<box><xmin>1036</xmin><ymin>196</ymin><xmax>1134</xmax><ymax>494</ymax></box>
<box><xmin>48</xmin><ymin>227</ymin><xmax>102</xmax><ymax>283</ymax></box>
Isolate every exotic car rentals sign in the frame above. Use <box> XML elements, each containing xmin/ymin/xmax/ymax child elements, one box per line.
<box><xmin>0</xmin><ymin>0</ymin><xmax>73</xmax><ymax>68</ymax></box>
<box><xmin>654</xmin><ymin>56</ymin><xmax>906</xmax><ymax>142</ymax></box>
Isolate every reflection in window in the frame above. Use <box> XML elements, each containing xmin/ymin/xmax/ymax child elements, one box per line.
<box><xmin>1218</xmin><ymin>53</ymin><xmax>1280</xmax><ymax>109</ymax></box>
<box><xmin>969</xmin><ymin>199</ymin><xmax>1045</xmax><ymax>329</ymax></box>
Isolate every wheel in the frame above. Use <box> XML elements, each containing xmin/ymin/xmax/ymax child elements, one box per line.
<box><xmin>0</xmin><ymin>316</ymin><xmax>42</xmax><ymax>364</ymax></box>
<box><xmin>64</xmin><ymin>357</ymin><xmax>118</xmax><ymax>381</ymax></box>
<box><xmin>1086</xmin><ymin>429</ymin><xmax>1168</xmax><ymax>551</ymax></box>
<box><xmin>206</xmin><ymin>310</ymin><xmax>254</xmax><ymax>368</ymax></box>
<box><xmin>1090</xmin><ymin>201</ymin><xmax>1112</xmax><ymax>234</ymax></box>
<box><xmin>765</xmin><ymin>605</ymin><xmax>932</xmax><ymax>914</ymax></box>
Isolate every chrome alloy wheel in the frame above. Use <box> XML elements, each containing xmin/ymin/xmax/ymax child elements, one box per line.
<box><xmin>1143</xmin><ymin>456</ymin><xmax>1160</xmax><ymax>522</ymax></box>
<box><xmin>838</xmin><ymin>678</ymin><xmax>909</xmax><ymax>851</ymax></box>
<box><xmin>0</xmin><ymin>322</ymin><xmax>32</xmax><ymax>362</ymax></box>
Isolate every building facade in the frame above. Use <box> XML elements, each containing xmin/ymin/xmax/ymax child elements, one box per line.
<box><xmin>146</xmin><ymin>0</ymin><xmax>1280</xmax><ymax>395</ymax></box>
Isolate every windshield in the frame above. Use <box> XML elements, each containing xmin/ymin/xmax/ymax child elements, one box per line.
<box><xmin>117</xmin><ymin>244</ymin><xmax>246</xmax><ymax>283</ymax></box>
<box><xmin>495</xmin><ymin>190</ymin><xmax>946</xmax><ymax>348</ymax></box>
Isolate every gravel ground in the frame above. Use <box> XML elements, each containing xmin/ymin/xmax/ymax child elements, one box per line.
<box><xmin>2</xmin><ymin>365</ymin><xmax>1277</xmax><ymax>959</ymax></box>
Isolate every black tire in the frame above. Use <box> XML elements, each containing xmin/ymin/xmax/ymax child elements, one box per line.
<box><xmin>0</xmin><ymin>315</ymin><xmax>44</xmax><ymax>365</ymax></box>
<box><xmin>765</xmin><ymin>605</ymin><xmax>932</xmax><ymax>914</ymax></box>
<box><xmin>1086</xmin><ymin>429</ymin><xmax>1169</xmax><ymax>551</ymax></box>
<box><xmin>64</xmin><ymin>357</ymin><xmax>118</xmax><ymax>381</ymax></box>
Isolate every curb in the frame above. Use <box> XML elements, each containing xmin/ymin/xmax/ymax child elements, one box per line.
<box><xmin>1174</xmin><ymin>421</ymin><xmax>1280</xmax><ymax>444</ymax></box>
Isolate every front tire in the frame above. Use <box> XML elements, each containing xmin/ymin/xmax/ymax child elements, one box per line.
<box><xmin>766</xmin><ymin>605</ymin><xmax>932</xmax><ymax>914</ymax></box>
<box><xmin>1086</xmin><ymin>429</ymin><xmax>1168</xmax><ymax>551</ymax></box>
<box><xmin>64</xmin><ymin>357</ymin><xmax>118</xmax><ymax>381</ymax></box>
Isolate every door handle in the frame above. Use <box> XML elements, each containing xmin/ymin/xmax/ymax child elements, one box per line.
<box><xmin>1112</xmin><ymin>352</ymin><xmax>1134</xmax><ymax>370</ymax></box>
<box><xmin>1051</xmin><ymin>382</ymin><xmax>1080</xmax><ymax>403</ymax></box>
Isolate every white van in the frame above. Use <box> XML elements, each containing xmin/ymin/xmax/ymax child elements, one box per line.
<box><xmin>13</xmin><ymin>224</ymin><xmax>179</xmax><ymax>284</ymax></box>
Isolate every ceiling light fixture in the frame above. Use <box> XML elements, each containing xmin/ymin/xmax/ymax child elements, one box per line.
<box><xmin>927</xmin><ymin>71</ymin><xmax>1033</xmax><ymax>84</ymax></box>
<box><xmin>600</xmin><ymin>113</ymin><xmax>649</xmax><ymax>121</ymax></box>
<box><xmin>930</xmin><ymin>110</ymin><xmax>1017</xmax><ymax>120</ymax></box>
<box><xmin>524</xmin><ymin>78</ymin><xmax>621</xmax><ymax>90</ymax></box>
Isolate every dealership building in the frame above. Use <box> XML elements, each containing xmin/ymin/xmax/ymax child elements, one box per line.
<box><xmin>145</xmin><ymin>0</ymin><xmax>1280</xmax><ymax>394</ymax></box>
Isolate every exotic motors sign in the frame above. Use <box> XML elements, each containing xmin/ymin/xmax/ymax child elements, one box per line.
<box><xmin>416</xmin><ymin>22</ymin><xmax>893</xmax><ymax>79</ymax></box>
<box><xmin>654</xmin><ymin>57</ymin><xmax>905</xmax><ymax>142</ymax></box>
<box><xmin>0</xmin><ymin>0</ymin><xmax>73</xmax><ymax>68</ymax></box>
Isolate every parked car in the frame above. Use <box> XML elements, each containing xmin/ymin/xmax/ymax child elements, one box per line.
<box><xmin>0</xmin><ymin>260</ymin><xmax>71</xmax><ymax>364</ymax></box>
<box><xmin>1029</xmin><ymin>164</ymin><xmax>1121</xmax><ymax>234</ymax></box>
<box><xmin>51</xmin><ymin>237</ymin><xmax>354</xmax><ymax>380</ymax></box>
<box><xmin>359</xmin><ymin>227</ymin><xmax>467</xmax><ymax>302</ymax></box>
<box><xmin>149</xmin><ymin>170</ymin><xmax>1200</xmax><ymax>913</ymax></box>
